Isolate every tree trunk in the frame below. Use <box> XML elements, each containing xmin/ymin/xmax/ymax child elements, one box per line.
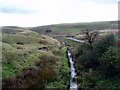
<box><xmin>90</xmin><ymin>43</ymin><xmax>93</xmax><ymax>51</ymax></box>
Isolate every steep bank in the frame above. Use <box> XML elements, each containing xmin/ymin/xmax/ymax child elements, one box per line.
<box><xmin>2</xmin><ymin>26</ymin><xmax>70</xmax><ymax>88</ymax></box>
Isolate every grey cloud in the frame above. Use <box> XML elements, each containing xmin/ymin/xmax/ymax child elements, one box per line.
<box><xmin>0</xmin><ymin>6</ymin><xmax>38</xmax><ymax>14</ymax></box>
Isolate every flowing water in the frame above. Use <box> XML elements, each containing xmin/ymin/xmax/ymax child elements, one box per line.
<box><xmin>66</xmin><ymin>37</ymin><xmax>85</xmax><ymax>43</ymax></box>
<box><xmin>68</xmin><ymin>50</ymin><xmax>78</xmax><ymax>90</ymax></box>
<box><xmin>66</xmin><ymin>37</ymin><xmax>85</xmax><ymax>89</ymax></box>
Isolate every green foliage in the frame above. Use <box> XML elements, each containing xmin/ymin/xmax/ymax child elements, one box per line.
<box><xmin>94</xmin><ymin>34</ymin><xmax>116</xmax><ymax>57</ymax></box>
<box><xmin>2</xmin><ymin>63</ymin><xmax>18</xmax><ymax>79</ymax></box>
<box><xmin>77</xmin><ymin>50</ymin><xmax>98</xmax><ymax>68</ymax></box>
<box><xmin>75</xmin><ymin>33</ymin><xmax>119</xmax><ymax>88</ymax></box>
<box><xmin>77</xmin><ymin>70</ymin><xmax>101</xmax><ymax>88</ymax></box>
<box><xmin>99</xmin><ymin>47</ymin><xmax>120</xmax><ymax>77</ymax></box>
<box><xmin>77</xmin><ymin>76</ymin><xmax>89</xmax><ymax>88</ymax></box>
<box><xmin>47</xmin><ymin>47</ymin><xmax>70</xmax><ymax>88</ymax></box>
<box><xmin>85</xmin><ymin>71</ymin><xmax>101</xmax><ymax>88</ymax></box>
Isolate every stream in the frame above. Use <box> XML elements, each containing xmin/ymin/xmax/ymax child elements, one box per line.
<box><xmin>66</xmin><ymin>37</ymin><xmax>85</xmax><ymax>43</ymax></box>
<box><xmin>68</xmin><ymin>49</ymin><xmax>77</xmax><ymax>90</ymax></box>
<box><xmin>67</xmin><ymin>37</ymin><xmax>85</xmax><ymax>90</ymax></box>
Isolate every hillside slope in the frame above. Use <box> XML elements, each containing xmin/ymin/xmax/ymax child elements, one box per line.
<box><xmin>30</xmin><ymin>21</ymin><xmax>118</xmax><ymax>37</ymax></box>
<box><xmin>2</xmin><ymin>26</ymin><xmax>70</xmax><ymax>88</ymax></box>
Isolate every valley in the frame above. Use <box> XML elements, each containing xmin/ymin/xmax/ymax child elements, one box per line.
<box><xmin>2</xmin><ymin>21</ymin><xmax>120</xmax><ymax>89</ymax></box>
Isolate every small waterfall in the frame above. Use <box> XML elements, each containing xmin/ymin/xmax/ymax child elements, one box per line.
<box><xmin>68</xmin><ymin>50</ymin><xmax>78</xmax><ymax>90</ymax></box>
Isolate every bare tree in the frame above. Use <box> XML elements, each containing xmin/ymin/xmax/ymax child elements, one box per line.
<box><xmin>83</xmin><ymin>29</ymin><xmax>98</xmax><ymax>51</ymax></box>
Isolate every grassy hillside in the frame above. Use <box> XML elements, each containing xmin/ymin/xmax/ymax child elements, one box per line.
<box><xmin>30</xmin><ymin>21</ymin><xmax>118</xmax><ymax>37</ymax></box>
<box><xmin>2</xmin><ymin>26</ymin><xmax>70</xmax><ymax>88</ymax></box>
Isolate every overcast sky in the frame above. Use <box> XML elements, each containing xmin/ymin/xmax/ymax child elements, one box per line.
<box><xmin>0</xmin><ymin>0</ymin><xmax>119</xmax><ymax>27</ymax></box>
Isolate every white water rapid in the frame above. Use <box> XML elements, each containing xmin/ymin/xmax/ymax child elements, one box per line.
<box><xmin>68</xmin><ymin>50</ymin><xmax>78</xmax><ymax>90</ymax></box>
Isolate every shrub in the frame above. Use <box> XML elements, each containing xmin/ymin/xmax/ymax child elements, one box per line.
<box><xmin>99</xmin><ymin>47</ymin><xmax>120</xmax><ymax>77</ymax></box>
<box><xmin>85</xmin><ymin>70</ymin><xmax>101</xmax><ymax>88</ymax></box>
<box><xmin>75</xmin><ymin>43</ymin><xmax>90</xmax><ymax>58</ymax></box>
<box><xmin>77</xmin><ymin>50</ymin><xmax>98</xmax><ymax>69</ymax></box>
<box><xmin>3</xmin><ymin>68</ymin><xmax>57</xmax><ymax>88</ymax></box>
<box><xmin>94</xmin><ymin>34</ymin><xmax>116</xmax><ymax>57</ymax></box>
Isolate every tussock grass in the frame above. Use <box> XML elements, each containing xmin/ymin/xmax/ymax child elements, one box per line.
<box><xmin>2</xmin><ymin>27</ymin><xmax>70</xmax><ymax>88</ymax></box>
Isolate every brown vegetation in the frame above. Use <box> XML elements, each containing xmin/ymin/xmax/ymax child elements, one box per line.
<box><xmin>16</xmin><ymin>42</ymin><xmax>24</xmax><ymax>45</ymax></box>
<box><xmin>39</xmin><ymin>40</ymin><xmax>48</xmax><ymax>44</ymax></box>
